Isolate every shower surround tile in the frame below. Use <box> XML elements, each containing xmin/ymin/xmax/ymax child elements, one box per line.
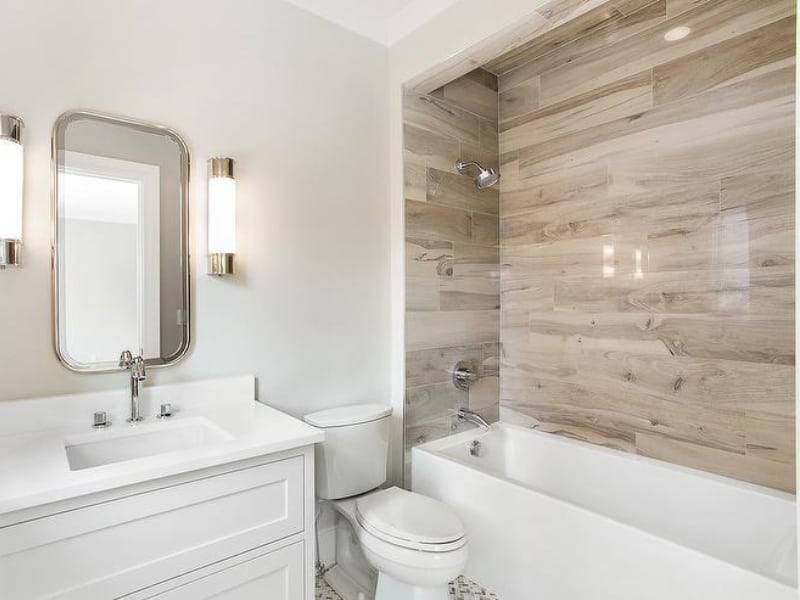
<box><xmin>403</xmin><ymin>68</ymin><xmax>500</xmax><ymax>488</ymax></box>
<box><xmin>494</xmin><ymin>0</ymin><xmax>796</xmax><ymax>491</ymax></box>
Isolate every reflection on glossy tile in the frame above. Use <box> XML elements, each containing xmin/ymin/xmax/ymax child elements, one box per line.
<box><xmin>497</xmin><ymin>0</ymin><xmax>795</xmax><ymax>491</ymax></box>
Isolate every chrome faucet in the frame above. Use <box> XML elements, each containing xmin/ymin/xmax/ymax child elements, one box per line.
<box><xmin>119</xmin><ymin>350</ymin><xmax>146</xmax><ymax>423</ymax></box>
<box><xmin>452</xmin><ymin>408</ymin><xmax>492</xmax><ymax>432</ymax></box>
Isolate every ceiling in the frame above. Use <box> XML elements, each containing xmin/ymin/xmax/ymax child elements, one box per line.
<box><xmin>280</xmin><ymin>0</ymin><xmax>460</xmax><ymax>46</ymax></box>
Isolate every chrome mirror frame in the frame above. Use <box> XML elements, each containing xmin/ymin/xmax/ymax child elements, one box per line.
<box><xmin>51</xmin><ymin>110</ymin><xmax>191</xmax><ymax>373</ymax></box>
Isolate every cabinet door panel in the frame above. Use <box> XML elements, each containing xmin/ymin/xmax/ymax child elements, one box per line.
<box><xmin>149</xmin><ymin>542</ymin><xmax>303</xmax><ymax>600</ymax></box>
<box><xmin>0</xmin><ymin>456</ymin><xmax>303</xmax><ymax>599</ymax></box>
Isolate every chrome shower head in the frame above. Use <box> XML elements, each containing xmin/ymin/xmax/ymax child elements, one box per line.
<box><xmin>455</xmin><ymin>160</ymin><xmax>500</xmax><ymax>189</ymax></box>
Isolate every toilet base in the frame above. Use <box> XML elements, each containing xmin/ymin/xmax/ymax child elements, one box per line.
<box><xmin>375</xmin><ymin>572</ymin><xmax>449</xmax><ymax>600</ymax></box>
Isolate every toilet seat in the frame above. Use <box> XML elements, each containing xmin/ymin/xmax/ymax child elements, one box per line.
<box><xmin>355</xmin><ymin>487</ymin><xmax>466</xmax><ymax>553</ymax></box>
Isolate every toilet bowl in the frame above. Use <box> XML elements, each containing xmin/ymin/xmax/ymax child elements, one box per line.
<box><xmin>304</xmin><ymin>405</ymin><xmax>468</xmax><ymax>600</ymax></box>
<box><xmin>354</xmin><ymin>487</ymin><xmax>468</xmax><ymax>600</ymax></box>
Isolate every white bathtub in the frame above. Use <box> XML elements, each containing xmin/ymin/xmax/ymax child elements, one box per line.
<box><xmin>412</xmin><ymin>423</ymin><xmax>797</xmax><ymax>600</ymax></box>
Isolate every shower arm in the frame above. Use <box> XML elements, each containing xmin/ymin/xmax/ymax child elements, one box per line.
<box><xmin>455</xmin><ymin>160</ymin><xmax>482</xmax><ymax>175</ymax></box>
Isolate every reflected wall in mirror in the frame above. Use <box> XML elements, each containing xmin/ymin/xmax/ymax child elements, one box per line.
<box><xmin>52</xmin><ymin>111</ymin><xmax>190</xmax><ymax>372</ymax></box>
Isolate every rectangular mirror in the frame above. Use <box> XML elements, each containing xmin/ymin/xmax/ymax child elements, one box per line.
<box><xmin>52</xmin><ymin>111</ymin><xmax>190</xmax><ymax>372</ymax></box>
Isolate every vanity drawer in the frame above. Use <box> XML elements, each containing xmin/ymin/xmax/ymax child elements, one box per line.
<box><xmin>0</xmin><ymin>455</ymin><xmax>304</xmax><ymax>600</ymax></box>
<box><xmin>136</xmin><ymin>541</ymin><xmax>304</xmax><ymax>600</ymax></box>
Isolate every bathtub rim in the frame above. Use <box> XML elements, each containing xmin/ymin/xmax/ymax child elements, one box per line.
<box><xmin>414</xmin><ymin>422</ymin><xmax>795</xmax><ymax>503</ymax></box>
<box><xmin>412</xmin><ymin>422</ymin><xmax>797</xmax><ymax>589</ymax></box>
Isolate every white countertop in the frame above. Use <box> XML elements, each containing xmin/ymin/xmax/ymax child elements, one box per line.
<box><xmin>0</xmin><ymin>376</ymin><xmax>323</xmax><ymax>516</ymax></box>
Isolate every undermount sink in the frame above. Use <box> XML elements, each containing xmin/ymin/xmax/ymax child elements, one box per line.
<box><xmin>64</xmin><ymin>418</ymin><xmax>233</xmax><ymax>471</ymax></box>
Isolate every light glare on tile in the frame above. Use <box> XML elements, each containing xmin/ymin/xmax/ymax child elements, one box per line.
<box><xmin>664</xmin><ymin>26</ymin><xmax>691</xmax><ymax>42</ymax></box>
<box><xmin>634</xmin><ymin>249</ymin><xmax>644</xmax><ymax>279</ymax></box>
<box><xmin>602</xmin><ymin>242</ymin><xmax>615</xmax><ymax>278</ymax></box>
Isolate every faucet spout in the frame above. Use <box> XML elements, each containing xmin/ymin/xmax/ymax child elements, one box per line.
<box><xmin>452</xmin><ymin>408</ymin><xmax>492</xmax><ymax>432</ymax></box>
<box><xmin>119</xmin><ymin>350</ymin><xmax>146</xmax><ymax>423</ymax></box>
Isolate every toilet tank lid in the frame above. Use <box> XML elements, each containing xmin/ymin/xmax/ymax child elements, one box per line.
<box><xmin>304</xmin><ymin>404</ymin><xmax>392</xmax><ymax>428</ymax></box>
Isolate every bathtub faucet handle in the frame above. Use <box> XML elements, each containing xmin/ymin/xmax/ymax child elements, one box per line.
<box><xmin>452</xmin><ymin>360</ymin><xmax>479</xmax><ymax>391</ymax></box>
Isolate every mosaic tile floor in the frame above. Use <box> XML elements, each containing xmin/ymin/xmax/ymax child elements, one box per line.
<box><xmin>315</xmin><ymin>575</ymin><xmax>499</xmax><ymax>600</ymax></box>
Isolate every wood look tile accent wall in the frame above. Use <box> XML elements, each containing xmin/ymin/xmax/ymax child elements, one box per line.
<box><xmin>493</xmin><ymin>0</ymin><xmax>796</xmax><ymax>491</ymax></box>
<box><xmin>404</xmin><ymin>69</ymin><xmax>500</xmax><ymax>485</ymax></box>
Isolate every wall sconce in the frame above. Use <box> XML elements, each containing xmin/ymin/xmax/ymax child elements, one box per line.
<box><xmin>0</xmin><ymin>114</ymin><xmax>24</xmax><ymax>269</ymax></box>
<box><xmin>207</xmin><ymin>157</ymin><xmax>236</xmax><ymax>276</ymax></box>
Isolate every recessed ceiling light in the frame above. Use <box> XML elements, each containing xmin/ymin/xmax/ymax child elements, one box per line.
<box><xmin>664</xmin><ymin>26</ymin><xmax>691</xmax><ymax>42</ymax></box>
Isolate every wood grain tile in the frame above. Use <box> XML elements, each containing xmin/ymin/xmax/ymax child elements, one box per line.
<box><xmin>500</xmin><ymin>71</ymin><xmax>653</xmax><ymax>152</ymax></box>
<box><xmin>471</xmin><ymin>212</ymin><xmax>500</xmax><ymax>246</ymax></box>
<box><xmin>538</xmin><ymin>0</ymin><xmax>795</xmax><ymax>106</ymax></box>
<box><xmin>499</xmin><ymin>79</ymin><xmax>540</xmax><ymax>123</ymax></box>
<box><xmin>407</xmin><ymin>310</ymin><xmax>500</xmax><ymax>351</ymax></box>
<box><xmin>404</xmin><ymin>70</ymin><xmax>500</xmax><ymax>473</ymax></box>
<box><xmin>427</xmin><ymin>168</ymin><xmax>499</xmax><ymax>215</ymax></box>
<box><xmin>460</xmin><ymin>141</ymin><xmax>500</xmax><ymax>172</ymax></box>
<box><xmin>436</xmin><ymin>69</ymin><xmax>500</xmax><ymax>122</ymax></box>
<box><xmin>407</xmin><ymin>0</ymin><xmax>796</xmax><ymax>491</ymax></box>
<box><xmin>406</xmin><ymin>382</ymin><xmax>467</xmax><ymax>426</ymax></box>
<box><xmin>665</xmin><ymin>0</ymin><xmax>709</xmax><ymax>19</ymax></box>
<box><xmin>406</xmin><ymin>238</ymin><xmax>452</xmax><ymax>311</ymax></box>
<box><xmin>488</xmin><ymin>0</ymin><xmax>662</xmax><ymax>77</ymax></box>
<box><xmin>502</xmin><ymin>338</ymin><xmax>793</xmax><ymax>414</ymax></box>
<box><xmin>653</xmin><ymin>17</ymin><xmax>795</xmax><ymax>105</ymax></box>
<box><xmin>406</xmin><ymin>346</ymin><xmax>483</xmax><ymax>388</ymax></box>
<box><xmin>521</xmin><ymin>66</ymin><xmax>792</xmax><ymax>167</ymax></box>
<box><xmin>501</xmin><ymin>182</ymin><xmax>719</xmax><ymax>246</ymax></box>
<box><xmin>553</xmin><ymin>267</ymin><xmax>794</xmax><ymax>315</ymax></box>
<box><xmin>404</xmin><ymin>92</ymin><xmax>480</xmax><ymax>144</ymax></box>
<box><xmin>524</xmin><ymin>311</ymin><xmax>795</xmax><ymax>365</ymax></box>
<box><xmin>745</xmin><ymin>409</ymin><xmax>795</xmax><ymax>465</ymax></box>
<box><xmin>404</xmin><ymin>161</ymin><xmax>427</xmax><ymax>202</ymax></box>
<box><xmin>646</xmin><ymin>215</ymin><xmax>794</xmax><ymax>273</ymax></box>
<box><xmin>720</xmin><ymin>153</ymin><xmax>795</xmax><ymax>221</ymax></box>
<box><xmin>441</xmin><ymin>276</ymin><xmax>500</xmax><ymax>311</ymax></box>
<box><xmin>635</xmin><ymin>432</ymin><xmax>795</xmax><ymax>492</ymax></box>
<box><xmin>469</xmin><ymin>376</ymin><xmax>500</xmax><ymax>420</ymax></box>
<box><xmin>479</xmin><ymin>119</ymin><xmax>499</xmax><ymax>150</ymax></box>
<box><xmin>498</xmin><ymin>1</ymin><xmax>666</xmax><ymax>92</ymax></box>
<box><xmin>501</xmin><ymin>371</ymin><xmax>745</xmax><ymax>452</ymax></box>
<box><xmin>403</xmin><ymin>124</ymin><xmax>460</xmax><ymax>173</ymax></box>
<box><xmin>406</xmin><ymin>200</ymin><xmax>472</xmax><ymax>244</ymax></box>
<box><xmin>501</xmin><ymin>163</ymin><xmax>609</xmax><ymax>218</ymax></box>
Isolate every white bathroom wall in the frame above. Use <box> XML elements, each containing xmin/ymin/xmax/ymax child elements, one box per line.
<box><xmin>0</xmin><ymin>0</ymin><xmax>390</xmax><ymax>421</ymax></box>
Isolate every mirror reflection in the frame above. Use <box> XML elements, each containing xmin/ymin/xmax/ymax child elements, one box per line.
<box><xmin>53</xmin><ymin>112</ymin><xmax>190</xmax><ymax>372</ymax></box>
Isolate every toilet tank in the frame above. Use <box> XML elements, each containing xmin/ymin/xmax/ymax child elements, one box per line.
<box><xmin>304</xmin><ymin>404</ymin><xmax>393</xmax><ymax>500</ymax></box>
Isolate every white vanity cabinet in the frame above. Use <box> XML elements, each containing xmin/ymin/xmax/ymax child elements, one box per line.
<box><xmin>0</xmin><ymin>447</ymin><xmax>316</xmax><ymax>600</ymax></box>
<box><xmin>127</xmin><ymin>542</ymin><xmax>304</xmax><ymax>600</ymax></box>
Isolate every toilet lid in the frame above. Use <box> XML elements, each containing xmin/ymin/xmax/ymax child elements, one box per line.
<box><xmin>355</xmin><ymin>487</ymin><xmax>466</xmax><ymax>552</ymax></box>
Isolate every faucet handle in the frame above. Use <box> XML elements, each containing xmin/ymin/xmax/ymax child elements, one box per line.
<box><xmin>157</xmin><ymin>403</ymin><xmax>173</xmax><ymax>419</ymax></box>
<box><xmin>118</xmin><ymin>350</ymin><xmax>133</xmax><ymax>368</ymax></box>
<box><xmin>93</xmin><ymin>411</ymin><xmax>111</xmax><ymax>429</ymax></box>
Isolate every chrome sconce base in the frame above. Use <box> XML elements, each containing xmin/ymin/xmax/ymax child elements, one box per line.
<box><xmin>208</xmin><ymin>252</ymin><xmax>235</xmax><ymax>276</ymax></box>
<box><xmin>0</xmin><ymin>239</ymin><xmax>21</xmax><ymax>268</ymax></box>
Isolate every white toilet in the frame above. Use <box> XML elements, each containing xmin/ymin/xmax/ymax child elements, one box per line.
<box><xmin>304</xmin><ymin>404</ymin><xmax>468</xmax><ymax>600</ymax></box>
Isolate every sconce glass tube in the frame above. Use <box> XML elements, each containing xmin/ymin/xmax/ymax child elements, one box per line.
<box><xmin>207</xmin><ymin>157</ymin><xmax>236</xmax><ymax>275</ymax></box>
<box><xmin>0</xmin><ymin>115</ymin><xmax>24</xmax><ymax>268</ymax></box>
